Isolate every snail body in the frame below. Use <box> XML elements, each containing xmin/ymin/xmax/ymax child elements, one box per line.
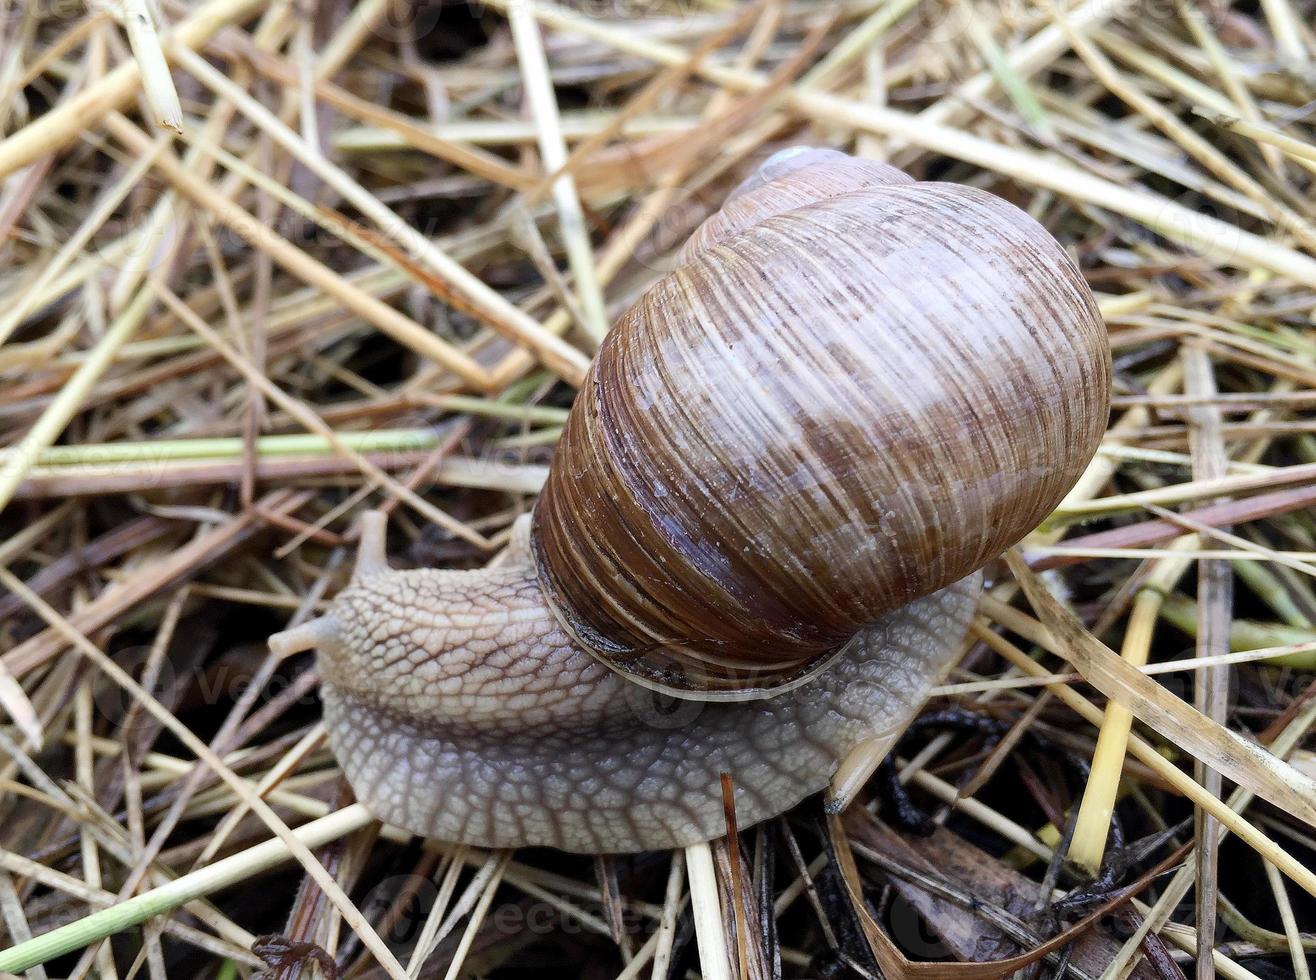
<box><xmin>271</xmin><ymin>149</ymin><xmax>1110</xmax><ymax>854</ymax></box>
<box><xmin>307</xmin><ymin>522</ymin><xmax>980</xmax><ymax>852</ymax></box>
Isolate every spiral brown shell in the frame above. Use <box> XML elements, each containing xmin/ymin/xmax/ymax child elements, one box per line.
<box><xmin>532</xmin><ymin>150</ymin><xmax>1110</xmax><ymax>698</ymax></box>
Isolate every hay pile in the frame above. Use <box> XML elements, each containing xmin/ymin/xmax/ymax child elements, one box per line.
<box><xmin>1</xmin><ymin>0</ymin><xmax>1315</xmax><ymax>976</ymax></box>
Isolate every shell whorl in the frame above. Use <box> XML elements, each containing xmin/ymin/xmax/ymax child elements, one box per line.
<box><xmin>532</xmin><ymin>149</ymin><xmax>1111</xmax><ymax>698</ymax></box>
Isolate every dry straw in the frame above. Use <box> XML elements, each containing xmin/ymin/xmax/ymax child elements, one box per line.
<box><xmin>1</xmin><ymin>0</ymin><xmax>1316</xmax><ymax>976</ymax></box>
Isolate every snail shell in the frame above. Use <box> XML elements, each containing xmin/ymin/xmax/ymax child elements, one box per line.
<box><xmin>533</xmin><ymin>148</ymin><xmax>1110</xmax><ymax>698</ymax></box>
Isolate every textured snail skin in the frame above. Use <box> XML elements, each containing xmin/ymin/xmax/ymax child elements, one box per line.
<box><xmin>297</xmin><ymin>519</ymin><xmax>980</xmax><ymax>853</ymax></box>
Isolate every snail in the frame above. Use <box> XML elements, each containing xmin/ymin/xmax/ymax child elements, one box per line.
<box><xmin>270</xmin><ymin>148</ymin><xmax>1110</xmax><ymax>854</ymax></box>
